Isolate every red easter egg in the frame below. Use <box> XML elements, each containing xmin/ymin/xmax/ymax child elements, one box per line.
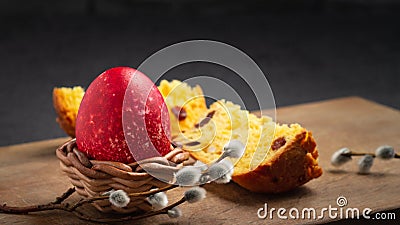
<box><xmin>76</xmin><ymin>67</ymin><xmax>171</xmax><ymax>163</ymax></box>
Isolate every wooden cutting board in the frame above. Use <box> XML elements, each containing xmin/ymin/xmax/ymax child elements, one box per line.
<box><xmin>0</xmin><ymin>96</ymin><xmax>399</xmax><ymax>224</ymax></box>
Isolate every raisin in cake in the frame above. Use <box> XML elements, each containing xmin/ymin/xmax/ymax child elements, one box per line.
<box><xmin>158</xmin><ymin>80</ymin><xmax>207</xmax><ymax>134</ymax></box>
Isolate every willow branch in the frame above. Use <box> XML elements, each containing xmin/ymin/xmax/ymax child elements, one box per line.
<box><xmin>52</xmin><ymin>187</ymin><xmax>76</xmax><ymax>204</ymax></box>
<box><xmin>69</xmin><ymin>184</ymin><xmax>177</xmax><ymax>211</ymax></box>
<box><xmin>0</xmin><ymin>187</ymin><xmax>75</xmax><ymax>214</ymax></box>
<box><xmin>342</xmin><ymin>152</ymin><xmax>400</xmax><ymax>158</ymax></box>
<box><xmin>73</xmin><ymin>197</ymin><xmax>186</xmax><ymax>223</ymax></box>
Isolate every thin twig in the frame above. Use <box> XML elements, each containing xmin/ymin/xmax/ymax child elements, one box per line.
<box><xmin>342</xmin><ymin>152</ymin><xmax>375</xmax><ymax>157</ymax></box>
<box><xmin>342</xmin><ymin>152</ymin><xmax>400</xmax><ymax>158</ymax></box>
<box><xmin>69</xmin><ymin>184</ymin><xmax>177</xmax><ymax>211</ymax></box>
<box><xmin>0</xmin><ymin>184</ymin><xmax>180</xmax><ymax>219</ymax></box>
<box><xmin>73</xmin><ymin>197</ymin><xmax>187</xmax><ymax>222</ymax></box>
<box><xmin>0</xmin><ymin>203</ymin><xmax>69</xmax><ymax>214</ymax></box>
<box><xmin>0</xmin><ymin>187</ymin><xmax>76</xmax><ymax>214</ymax></box>
<box><xmin>52</xmin><ymin>187</ymin><xmax>75</xmax><ymax>204</ymax></box>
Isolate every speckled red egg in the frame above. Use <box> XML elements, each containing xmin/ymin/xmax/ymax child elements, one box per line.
<box><xmin>76</xmin><ymin>67</ymin><xmax>171</xmax><ymax>163</ymax></box>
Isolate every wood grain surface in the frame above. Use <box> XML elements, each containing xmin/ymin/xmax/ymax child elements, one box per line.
<box><xmin>0</xmin><ymin>96</ymin><xmax>399</xmax><ymax>224</ymax></box>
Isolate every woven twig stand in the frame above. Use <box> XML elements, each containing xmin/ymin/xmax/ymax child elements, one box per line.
<box><xmin>56</xmin><ymin>139</ymin><xmax>192</xmax><ymax>214</ymax></box>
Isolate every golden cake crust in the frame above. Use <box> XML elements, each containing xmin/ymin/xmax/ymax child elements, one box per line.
<box><xmin>232</xmin><ymin>131</ymin><xmax>322</xmax><ymax>193</ymax></box>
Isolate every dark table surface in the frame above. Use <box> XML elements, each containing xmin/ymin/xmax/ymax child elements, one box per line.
<box><xmin>0</xmin><ymin>0</ymin><xmax>399</xmax><ymax>147</ymax></box>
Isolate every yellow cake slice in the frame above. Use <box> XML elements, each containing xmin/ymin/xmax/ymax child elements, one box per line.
<box><xmin>158</xmin><ymin>80</ymin><xmax>208</xmax><ymax>135</ymax></box>
<box><xmin>53</xmin><ymin>86</ymin><xmax>85</xmax><ymax>137</ymax></box>
<box><xmin>167</xmin><ymin>84</ymin><xmax>322</xmax><ymax>193</ymax></box>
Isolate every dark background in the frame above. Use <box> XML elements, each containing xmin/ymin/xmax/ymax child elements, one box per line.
<box><xmin>0</xmin><ymin>0</ymin><xmax>399</xmax><ymax>147</ymax></box>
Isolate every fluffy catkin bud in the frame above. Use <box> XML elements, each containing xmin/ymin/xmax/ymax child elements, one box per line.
<box><xmin>167</xmin><ymin>207</ymin><xmax>182</xmax><ymax>218</ymax></box>
<box><xmin>222</xmin><ymin>140</ymin><xmax>245</xmax><ymax>159</ymax></box>
<box><xmin>109</xmin><ymin>190</ymin><xmax>130</xmax><ymax>208</ymax></box>
<box><xmin>358</xmin><ymin>155</ymin><xmax>374</xmax><ymax>174</ymax></box>
<box><xmin>219</xmin><ymin>158</ymin><xmax>234</xmax><ymax>177</ymax></box>
<box><xmin>175</xmin><ymin>166</ymin><xmax>202</xmax><ymax>186</ymax></box>
<box><xmin>375</xmin><ymin>145</ymin><xmax>395</xmax><ymax>160</ymax></box>
<box><xmin>331</xmin><ymin>148</ymin><xmax>352</xmax><ymax>167</ymax></box>
<box><xmin>208</xmin><ymin>158</ymin><xmax>233</xmax><ymax>184</ymax></box>
<box><xmin>147</xmin><ymin>192</ymin><xmax>168</xmax><ymax>210</ymax></box>
<box><xmin>184</xmin><ymin>187</ymin><xmax>206</xmax><ymax>203</ymax></box>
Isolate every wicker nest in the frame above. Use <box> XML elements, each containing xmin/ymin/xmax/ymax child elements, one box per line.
<box><xmin>56</xmin><ymin>139</ymin><xmax>194</xmax><ymax>214</ymax></box>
